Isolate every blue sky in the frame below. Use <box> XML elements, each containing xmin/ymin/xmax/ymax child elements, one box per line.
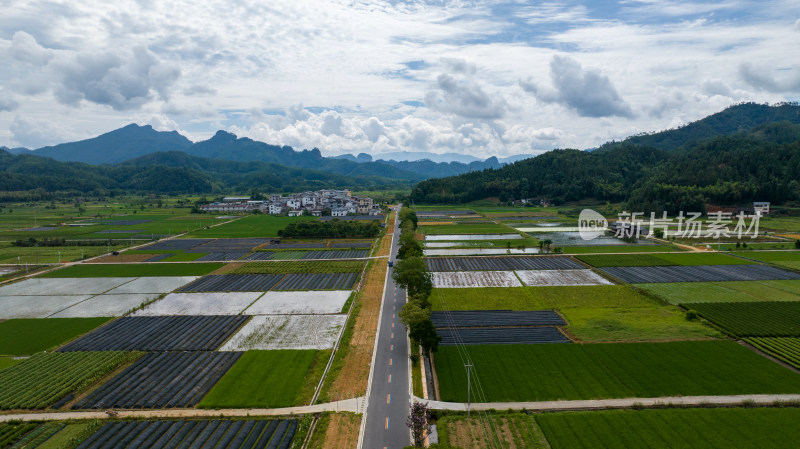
<box><xmin>1</xmin><ymin>0</ymin><xmax>799</xmax><ymax>158</ymax></box>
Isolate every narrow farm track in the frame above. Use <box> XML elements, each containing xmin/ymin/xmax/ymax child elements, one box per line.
<box><xmin>0</xmin><ymin>397</ymin><xmax>364</xmax><ymax>423</ymax></box>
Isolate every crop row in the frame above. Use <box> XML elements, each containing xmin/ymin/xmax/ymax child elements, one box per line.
<box><xmin>77</xmin><ymin>419</ymin><xmax>298</xmax><ymax>449</ymax></box>
<box><xmin>601</xmin><ymin>264</ymin><xmax>800</xmax><ymax>284</ymax></box>
<box><xmin>577</xmin><ymin>253</ymin><xmax>753</xmax><ymax>268</ymax></box>
<box><xmin>431</xmin><ymin>310</ymin><xmax>566</xmax><ymax>328</ymax></box>
<box><xmin>273</xmin><ymin>272</ymin><xmax>359</xmax><ymax>290</ymax></box>
<box><xmin>195</xmin><ymin>252</ymin><xmax>250</xmax><ymax>261</ymax></box>
<box><xmin>178</xmin><ymin>274</ymin><xmax>285</xmax><ymax>292</ymax></box>
<box><xmin>0</xmin><ymin>422</ymin><xmax>39</xmax><ymax>447</ymax></box>
<box><xmin>746</xmin><ymin>337</ymin><xmax>800</xmax><ymax>369</ymax></box>
<box><xmin>186</xmin><ymin>238</ymin><xmax>271</xmax><ymax>253</ymax></box>
<box><xmin>438</xmin><ymin>327</ymin><xmax>570</xmax><ymax>345</ymax></box>
<box><xmin>232</xmin><ymin>260</ymin><xmax>365</xmax><ymax>274</ymax></box>
<box><xmin>301</xmin><ymin>249</ymin><xmax>369</xmax><ymax>259</ymax></box>
<box><xmin>2</xmin><ymin>422</ymin><xmax>64</xmax><ymax>448</ymax></box>
<box><xmin>0</xmin><ymin>351</ymin><xmax>137</xmax><ymax>410</ymax></box>
<box><xmin>684</xmin><ymin>302</ymin><xmax>800</xmax><ymax>337</ymax></box>
<box><xmin>141</xmin><ymin>239</ymin><xmax>213</xmax><ymax>251</ymax></box>
<box><xmin>426</xmin><ymin>256</ymin><xmax>582</xmax><ymax>272</ymax></box>
<box><xmin>60</xmin><ymin>316</ymin><xmax>249</xmax><ymax>351</ymax></box>
<box><xmin>75</xmin><ymin>352</ymin><xmax>241</xmax><ymax>409</ymax></box>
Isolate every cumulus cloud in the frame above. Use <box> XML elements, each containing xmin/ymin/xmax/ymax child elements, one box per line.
<box><xmin>10</xmin><ymin>115</ymin><xmax>82</xmax><ymax>149</ymax></box>
<box><xmin>0</xmin><ymin>89</ymin><xmax>20</xmax><ymax>112</ymax></box>
<box><xmin>183</xmin><ymin>84</ymin><xmax>217</xmax><ymax>96</ymax></box>
<box><xmin>53</xmin><ymin>46</ymin><xmax>180</xmax><ymax>110</ymax></box>
<box><xmin>739</xmin><ymin>63</ymin><xmax>800</xmax><ymax>93</ymax></box>
<box><xmin>362</xmin><ymin>116</ymin><xmax>389</xmax><ymax>142</ymax></box>
<box><xmin>521</xmin><ymin>55</ymin><xmax>634</xmax><ymax>118</ymax></box>
<box><xmin>425</xmin><ymin>74</ymin><xmax>508</xmax><ymax>119</ymax></box>
<box><xmin>10</xmin><ymin>31</ymin><xmax>53</xmax><ymax>65</ymax></box>
<box><xmin>440</xmin><ymin>57</ymin><xmax>476</xmax><ymax>75</ymax></box>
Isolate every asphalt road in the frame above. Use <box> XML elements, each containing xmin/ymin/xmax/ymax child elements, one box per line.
<box><xmin>362</xmin><ymin>206</ymin><xmax>410</xmax><ymax>449</ymax></box>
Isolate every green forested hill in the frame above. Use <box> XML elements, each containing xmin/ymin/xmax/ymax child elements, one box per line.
<box><xmin>411</xmin><ymin>120</ymin><xmax>800</xmax><ymax>213</ymax></box>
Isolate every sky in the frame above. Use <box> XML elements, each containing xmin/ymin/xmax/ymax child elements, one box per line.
<box><xmin>1</xmin><ymin>0</ymin><xmax>799</xmax><ymax>159</ymax></box>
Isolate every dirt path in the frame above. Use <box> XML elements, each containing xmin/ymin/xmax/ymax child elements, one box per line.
<box><xmin>0</xmin><ymin>397</ymin><xmax>364</xmax><ymax>423</ymax></box>
<box><xmin>421</xmin><ymin>393</ymin><xmax>800</xmax><ymax>412</ymax></box>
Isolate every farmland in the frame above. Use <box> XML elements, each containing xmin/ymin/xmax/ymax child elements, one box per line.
<box><xmin>232</xmin><ymin>260</ymin><xmax>365</xmax><ymax>274</ymax></box>
<box><xmin>59</xmin><ymin>315</ymin><xmax>249</xmax><ymax>351</ymax></box>
<box><xmin>683</xmin><ymin>301</ymin><xmax>800</xmax><ymax>337</ymax></box>
<box><xmin>432</xmin><ymin>271</ymin><xmax>522</xmax><ymax>288</ymax></box>
<box><xmin>746</xmin><ymin>337</ymin><xmax>800</xmax><ymax>369</ymax></box>
<box><xmin>431</xmin><ymin>285</ymin><xmax>657</xmax><ymax>310</ymax></box>
<box><xmin>76</xmin><ymin>419</ymin><xmax>299</xmax><ymax>448</ymax></box>
<box><xmin>75</xmin><ymin>351</ymin><xmax>241</xmax><ymax>409</ymax></box>
<box><xmin>244</xmin><ymin>291</ymin><xmax>352</xmax><ymax>314</ymax></box>
<box><xmin>435</xmin><ymin>341</ymin><xmax>800</xmax><ymax>402</ymax></box>
<box><xmin>637</xmin><ymin>280</ymin><xmax>800</xmax><ymax>304</ymax></box>
<box><xmin>200</xmin><ymin>350</ymin><xmax>327</xmax><ymax>408</ymax></box>
<box><xmin>426</xmin><ymin>255</ymin><xmax>582</xmax><ymax>271</ymax></box>
<box><xmin>733</xmin><ymin>250</ymin><xmax>800</xmax><ymax>270</ymax></box>
<box><xmin>183</xmin><ymin>214</ymin><xmax>317</xmax><ymax>238</ymax></box>
<box><xmin>516</xmin><ymin>269</ymin><xmax>613</xmax><ymax>286</ymax></box>
<box><xmin>419</xmin><ymin>224</ymin><xmax>517</xmax><ymax>235</ymax></box>
<box><xmin>600</xmin><ymin>264</ymin><xmax>800</xmax><ymax>283</ymax></box>
<box><xmin>177</xmin><ymin>274</ymin><xmax>285</xmax><ymax>292</ymax></box>
<box><xmin>273</xmin><ymin>272</ymin><xmax>359</xmax><ymax>290</ymax></box>
<box><xmin>0</xmin><ymin>318</ymin><xmax>109</xmax><ymax>355</ymax></box>
<box><xmin>134</xmin><ymin>292</ymin><xmax>263</xmax><ymax>315</ymax></box>
<box><xmin>221</xmin><ymin>315</ymin><xmax>347</xmax><ymax>350</ymax></box>
<box><xmin>39</xmin><ymin>263</ymin><xmax>222</xmax><ymax>278</ymax></box>
<box><xmin>576</xmin><ymin>252</ymin><xmax>754</xmax><ymax>267</ymax></box>
<box><xmin>561</xmin><ymin>307</ymin><xmax>721</xmax><ymax>342</ymax></box>
<box><xmin>564</xmin><ymin>245</ymin><xmax>679</xmax><ymax>253</ymax></box>
<box><xmin>535</xmin><ymin>407</ymin><xmax>800</xmax><ymax>449</ymax></box>
<box><xmin>0</xmin><ymin>351</ymin><xmax>139</xmax><ymax>409</ymax></box>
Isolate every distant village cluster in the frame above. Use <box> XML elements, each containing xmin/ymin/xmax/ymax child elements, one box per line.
<box><xmin>199</xmin><ymin>189</ymin><xmax>381</xmax><ymax>217</ymax></box>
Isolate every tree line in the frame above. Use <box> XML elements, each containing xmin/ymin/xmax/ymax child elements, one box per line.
<box><xmin>278</xmin><ymin>219</ymin><xmax>381</xmax><ymax>238</ymax></box>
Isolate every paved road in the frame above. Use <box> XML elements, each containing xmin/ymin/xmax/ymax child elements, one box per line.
<box><xmin>361</xmin><ymin>206</ymin><xmax>410</xmax><ymax>449</ymax></box>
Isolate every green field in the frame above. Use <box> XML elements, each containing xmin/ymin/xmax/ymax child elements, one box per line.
<box><xmin>0</xmin><ymin>422</ymin><xmax>39</xmax><ymax>448</ymax></box>
<box><xmin>564</xmin><ymin>245</ymin><xmax>679</xmax><ymax>254</ymax></box>
<box><xmin>0</xmin><ymin>357</ymin><xmax>20</xmax><ymax>371</ymax></box>
<box><xmin>232</xmin><ymin>260</ymin><xmax>365</xmax><ymax>274</ymax></box>
<box><xmin>562</xmin><ymin>307</ymin><xmax>720</xmax><ymax>342</ymax></box>
<box><xmin>183</xmin><ymin>214</ymin><xmax>317</xmax><ymax>238</ymax></box>
<box><xmin>0</xmin><ymin>351</ymin><xmax>140</xmax><ymax>409</ymax></box>
<box><xmin>161</xmin><ymin>252</ymin><xmax>207</xmax><ymax>261</ymax></box>
<box><xmin>577</xmin><ymin>252</ymin><xmax>753</xmax><ymax>267</ymax></box>
<box><xmin>733</xmin><ymin>250</ymin><xmax>800</xmax><ymax>270</ymax></box>
<box><xmin>0</xmin><ymin>318</ymin><xmax>110</xmax><ymax>355</ymax></box>
<box><xmin>199</xmin><ymin>349</ymin><xmax>327</xmax><ymax>408</ymax></box>
<box><xmin>38</xmin><ymin>262</ymin><xmax>223</xmax><ymax>277</ymax></box>
<box><xmin>431</xmin><ymin>285</ymin><xmax>658</xmax><ymax>311</ymax></box>
<box><xmin>684</xmin><ymin>301</ymin><xmax>800</xmax><ymax>337</ymax></box>
<box><xmin>419</xmin><ymin>223</ymin><xmax>517</xmax><ymax>235</ymax></box>
<box><xmin>435</xmin><ymin>341</ymin><xmax>800</xmax><ymax>402</ymax></box>
<box><xmin>747</xmin><ymin>337</ymin><xmax>800</xmax><ymax>369</ymax></box>
<box><xmin>36</xmin><ymin>422</ymin><xmax>99</xmax><ymax>449</ymax></box>
<box><xmin>537</xmin><ymin>408</ymin><xmax>800</xmax><ymax>449</ymax></box>
<box><xmin>3</xmin><ymin>422</ymin><xmax>66</xmax><ymax>448</ymax></box>
<box><xmin>638</xmin><ymin>280</ymin><xmax>800</xmax><ymax>304</ymax></box>
<box><xmin>437</xmin><ymin>413</ymin><xmax>550</xmax><ymax>449</ymax></box>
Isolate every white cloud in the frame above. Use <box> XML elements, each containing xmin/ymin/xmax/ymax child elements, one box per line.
<box><xmin>739</xmin><ymin>63</ymin><xmax>800</xmax><ymax>93</ymax></box>
<box><xmin>425</xmin><ymin>74</ymin><xmax>508</xmax><ymax>119</ymax></box>
<box><xmin>10</xmin><ymin>31</ymin><xmax>53</xmax><ymax>65</ymax></box>
<box><xmin>0</xmin><ymin>89</ymin><xmax>20</xmax><ymax>112</ymax></box>
<box><xmin>521</xmin><ymin>55</ymin><xmax>634</xmax><ymax>118</ymax></box>
<box><xmin>10</xmin><ymin>115</ymin><xmax>82</xmax><ymax>149</ymax></box>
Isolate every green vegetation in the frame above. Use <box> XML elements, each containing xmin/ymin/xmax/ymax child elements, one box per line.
<box><xmin>280</xmin><ymin>219</ymin><xmax>381</xmax><ymax>238</ymax></box>
<box><xmin>232</xmin><ymin>260</ymin><xmax>365</xmax><ymax>274</ymax></box>
<box><xmin>747</xmin><ymin>337</ymin><xmax>800</xmax><ymax>369</ymax></box>
<box><xmin>431</xmin><ymin>285</ymin><xmax>658</xmax><ymax>311</ymax></box>
<box><xmin>564</xmin><ymin>245</ymin><xmax>678</xmax><ymax>254</ymax></box>
<box><xmin>0</xmin><ymin>318</ymin><xmax>110</xmax><ymax>355</ymax></box>
<box><xmin>184</xmin><ymin>214</ymin><xmax>316</xmax><ymax>238</ymax></box>
<box><xmin>5</xmin><ymin>422</ymin><xmax>65</xmax><ymax>449</ymax></box>
<box><xmin>733</xmin><ymin>250</ymin><xmax>800</xmax><ymax>270</ymax></box>
<box><xmin>36</xmin><ymin>422</ymin><xmax>100</xmax><ymax>449</ymax></box>
<box><xmin>639</xmin><ymin>280</ymin><xmax>800</xmax><ymax>304</ymax></box>
<box><xmin>537</xmin><ymin>407</ymin><xmax>800</xmax><ymax>449</ymax></box>
<box><xmin>0</xmin><ymin>357</ymin><xmax>20</xmax><ymax>371</ymax></box>
<box><xmin>0</xmin><ymin>351</ymin><xmax>141</xmax><ymax>409</ymax></box>
<box><xmin>437</xmin><ymin>413</ymin><xmax>550</xmax><ymax>449</ymax></box>
<box><xmin>39</xmin><ymin>262</ymin><xmax>222</xmax><ymax>277</ymax></box>
<box><xmin>684</xmin><ymin>301</ymin><xmax>800</xmax><ymax>337</ymax></box>
<box><xmin>419</xmin><ymin>223</ymin><xmax>516</xmax><ymax>235</ymax></box>
<box><xmin>435</xmin><ymin>341</ymin><xmax>800</xmax><ymax>402</ymax></box>
<box><xmin>411</xmin><ymin>104</ymin><xmax>800</xmax><ymax>210</ymax></box>
<box><xmin>577</xmin><ymin>252</ymin><xmax>753</xmax><ymax>267</ymax></box>
<box><xmin>654</xmin><ymin>252</ymin><xmax>755</xmax><ymax>265</ymax></box>
<box><xmin>561</xmin><ymin>307</ymin><xmax>720</xmax><ymax>342</ymax></box>
<box><xmin>0</xmin><ymin>422</ymin><xmax>38</xmax><ymax>448</ymax></box>
<box><xmin>316</xmin><ymin>289</ymin><xmax>362</xmax><ymax>403</ymax></box>
<box><xmin>199</xmin><ymin>349</ymin><xmax>325</xmax><ymax>408</ymax></box>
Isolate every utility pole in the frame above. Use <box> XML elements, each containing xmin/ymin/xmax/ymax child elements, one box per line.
<box><xmin>466</xmin><ymin>363</ymin><xmax>473</xmax><ymax>418</ymax></box>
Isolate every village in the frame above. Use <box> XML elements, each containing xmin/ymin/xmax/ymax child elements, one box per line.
<box><xmin>198</xmin><ymin>189</ymin><xmax>383</xmax><ymax>217</ymax></box>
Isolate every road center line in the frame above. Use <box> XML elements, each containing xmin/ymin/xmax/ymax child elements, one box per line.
<box><xmin>385</xmin><ymin>417</ymin><xmax>390</xmax><ymax>429</ymax></box>
<box><xmin>389</xmin><ymin>358</ymin><xmax>392</xmax><ymax>365</ymax></box>
<box><xmin>387</xmin><ymin>394</ymin><xmax>391</xmax><ymax>404</ymax></box>
<box><xmin>388</xmin><ymin>374</ymin><xmax>392</xmax><ymax>383</ymax></box>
